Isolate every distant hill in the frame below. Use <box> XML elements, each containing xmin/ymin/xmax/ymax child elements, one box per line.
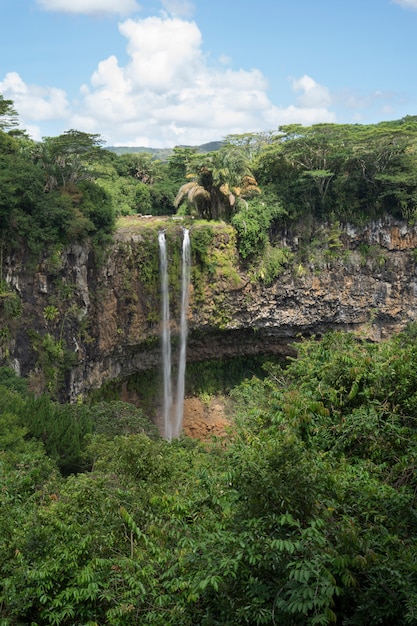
<box><xmin>106</xmin><ymin>141</ymin><xmax>224</xmax><ymax>160</ymax></box>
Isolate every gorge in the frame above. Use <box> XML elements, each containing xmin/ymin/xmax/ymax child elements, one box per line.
<box><xmin>1</xmin><ymin>215</ymin><xmax>417</xmax><ymax>415</ymax></box>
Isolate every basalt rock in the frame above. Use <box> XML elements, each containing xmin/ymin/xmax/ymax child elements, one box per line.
<box><xmin>1</xmin><ymin>216</ymin><xmax>417</xmax><ymax>402</ymax></box>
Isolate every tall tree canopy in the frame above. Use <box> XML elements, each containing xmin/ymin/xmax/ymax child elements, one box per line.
<box><xmin>254</xmin><ymin>118</ymin><xmax>417</xmax><ymax>222</ymax></box>
<box><xmin>174</xmin><ymin>144</ymin><xmax>260</xmax><ymax>220</ymax></box>
<box><xmin>0</xmin><ymin>98</ymin><xmax>115</xmax><ymax>252</ymax></box>
<box><xmin>32</xmin><ymin>130</ymin><xmax>108</xmax><ymax>191</ymax></box>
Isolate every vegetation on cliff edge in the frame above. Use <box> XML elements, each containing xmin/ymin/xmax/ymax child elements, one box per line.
<box><xmin>1</xmin><ymin>325</ymin><xmax>417</xmax><ymax>624</ymax></box>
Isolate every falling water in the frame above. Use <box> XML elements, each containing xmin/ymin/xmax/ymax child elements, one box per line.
<box><xmin>174</xmin><ymin>228</ymin><xmax>191</xmax><ymax>438</ymax></box>
<box><xmin>158</xmin><ymin>231</ymin><xmax>173</xmax><ymax>440</ymax></box>
<box><xmin>158</xmin><ymin>228</ymin><xmax>191</xmax><ymax>441</ymax></box>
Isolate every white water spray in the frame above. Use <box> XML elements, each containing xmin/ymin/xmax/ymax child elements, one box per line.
<box><xmin>158</xmin><ymin>228</ymin><xmax>191</xmax><ymax>441</ymax></box>
<box><xmin>174</xmin><ymin>228</ymin><xmax>191</xmax><ymax>438</ymax></box>
<box><xmin>158</xmin><ymin>231</ymin><xmax>173</xmax><ymax>440</ymax></box>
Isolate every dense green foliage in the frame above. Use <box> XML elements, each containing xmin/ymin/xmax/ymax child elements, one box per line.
<box><xmin>3</xmin><ymin>91</ymin><xmax>417</xmax><ymax>268</ymax></box>
<box><xmin>254</xmin><ymin>119</ymin><xmax>417</xmax><ymax>224</ymax></box>
<box><xmin>1</xmin><ymin>326</ymin><xmax>417</xmax><ymax>624</ymax></box>
<box><xmin>2</xmin><ymin>96</ymin><xmax>417</xmax><ymax>623</ymax></box>
<box><xmin>171</xmin><ymin>119</ymin><xmax>417</xmax><ymax>265</ymax></box>
<box><xmin>0</xmin><ymin>125</ymin><xmax>116</xmax><ymax>255</ymax></box>
<box><xmin>96</xmin><ymin>150</ymin><xmax>181</xmax><ymax>217</ymax></box>
<box><xmin>174</xmin><ymin>143</ymin><xmax>261</xmax><ymax>221</ymax></box>
<box><xmin>231</xmin><ymin>194</ymin><xmax>284</xmax><ymax>259</ymax></box>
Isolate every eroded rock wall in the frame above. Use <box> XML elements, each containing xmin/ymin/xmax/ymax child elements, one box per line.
<box><xmin>1</xmin><ymin>216</ymin><xmax>416</xmax><ymax>401</ymax></box>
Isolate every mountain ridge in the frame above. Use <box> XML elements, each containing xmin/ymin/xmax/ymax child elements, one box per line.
<box><xmin>106</xmin><ymin>140</ymin><xmax>224</xmax><ymax>160</ymax></box>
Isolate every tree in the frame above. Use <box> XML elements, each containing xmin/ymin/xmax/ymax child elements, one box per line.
<box><xmin>114</xmin><ymin>152</ymin><xmax>160</xmax><ymax>184</ymax></box>
<box><xmin>0</xmin><ymin>94</ymin><xmax>19</xmax><ymax>132</ymax></box>
<box><xmin>167</xmin><ymin>146</ymin><xmax>198</xmax><ymax>184</ymax></box>
<box><xmin>254</xmin><ymin>119</ymin><xmax>417</xmax><ymax>223</ymax></box>
<box><xmin>33</xmin><ymin>130</ymin><xmax>107</xmax><ymax>191</ymax></box>
<box><xmin>224</xmin><ymin>131</ymin><xmax>274</xmax><ymax>160</ymax></box>
<box><xmin>2</xmin><ymin>324</ymin><xmax>417</xmax><ymax>625</ymax></box>
<box><xmin>174</xmin><ymin>145</ymin><xmax>260</xmax><ymax>220</ymax></box>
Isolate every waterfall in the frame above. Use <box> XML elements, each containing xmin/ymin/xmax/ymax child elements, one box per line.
<box><xmin>158</xmin><ymin>228</ymin><xmax>191</xmax><ymax>441</ymax></box>
<box><xmin>174</xmin><ymin>228</ymin><xmax>191</xmax><ymax>438</ymax></box>
<box><xmin>158</xmin><ymin>231</ymin><xmax>173</xmax><ymax>440</ymax></box>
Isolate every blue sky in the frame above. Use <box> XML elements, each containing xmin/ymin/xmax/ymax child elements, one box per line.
<box><xmin>1</xmin><ymin>0</ymin><xmax>417</xmax><ymax>147</ymax></box>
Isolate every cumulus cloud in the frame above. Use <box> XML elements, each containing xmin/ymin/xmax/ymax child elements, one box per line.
<box><xmin>73</xmin><ymin>15</ymin><xmax>337</xmax><ymax>146</ymax></box>
<box><xmin>0</xmin><ymin>71</ymin><xmax>70</xmax><ymax>136</ymax></box>
<box><xmin>393</xmin><ymin>0</ymin><xmax>417</xmax><ymax>10</ymax></box>
<box><xmin>291</xmin><ymin>75</ymin><xmax>332</xmax><ymax>108</ymax></box>
<box><xmin>35</xmin><ymin>0</ymin><xmax>140</xmax><ymax>16</ymax></box>
<box><xmin>2</xmin><ymin>14</ymin><xmax>339</xmax><ymax>146</ymax></box>
<box><xmin>119</xmin><ymin>17</ymin><xmax>203</xmax><ymax>92</ymax></box>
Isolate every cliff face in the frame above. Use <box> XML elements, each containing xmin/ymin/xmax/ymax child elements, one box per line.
<box><xmin>1</xmin><ymin>216</ymin><xmax>417</xmax><ymax>401</ymax></box>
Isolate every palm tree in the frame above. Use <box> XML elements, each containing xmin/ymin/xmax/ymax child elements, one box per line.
<box><xmin>174</xmin><ymin>145</ymin><xmax>260</xmax><ymax>221</ymax></box>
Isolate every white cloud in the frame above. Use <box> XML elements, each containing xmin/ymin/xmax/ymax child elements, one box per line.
<box><xmin>0</xmin><ymin>72</ymin><xmax>70</xmax><ymax>131</ymax></box>
<box><xmin>24</xmin><ymin>124</ymin><xmax>44</xmax><ymax>142</ymax></box>
<box><xmin>72</xmin><ymin>16</ymin><xmax>337</xmax><ymax>146</ymax></box>
<box><xmin>35</xmin><ymin>0</ymin><xmax>140</xmax><ymax>16</ymax></box>
<box><xmin>119</xmin><ymin>17</ymin><xmax>203</xmax><ymax>92</ymax></box>
<box><xmin>291</xmin><ymin>75</ymin><xmax>332</xmax><ymax>108</ymax></box>
<box><xmin>393</xmin><ymin>0</ymin><xmax>417</xmax><ymax>10</ymax></box>
<box><xmin>2</xmin><ymin>15</ymin><xmax>340</xmax><ymax>146</ymax></box>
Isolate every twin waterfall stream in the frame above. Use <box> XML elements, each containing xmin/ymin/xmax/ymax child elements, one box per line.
<box><xmin>158</xmin><ymin>229</ymin><xmax>191</xmax><ymax>441</ymax></box>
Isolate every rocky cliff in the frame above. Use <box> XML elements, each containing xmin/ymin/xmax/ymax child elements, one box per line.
<box><xmin>1</xmin><ymin>215</ymin><xmax>417</xmax><ymax>402</ymax></box>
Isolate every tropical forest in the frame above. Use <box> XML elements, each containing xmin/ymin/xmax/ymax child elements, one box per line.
<box><xmin>1</xmin><ymin>92</ymin><xmax>417</xmax><ymax>625</ymax></box>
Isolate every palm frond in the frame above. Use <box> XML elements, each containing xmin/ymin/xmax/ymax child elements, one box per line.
<box><xmin>189</xmin><ymin>185</ymin><xmax>210</xmax><ymax>203</ymax></box>
<box><xmin>174</xmin><ymin>181</ymin><xmax>198</xmax><ymax>207</ymax></box>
